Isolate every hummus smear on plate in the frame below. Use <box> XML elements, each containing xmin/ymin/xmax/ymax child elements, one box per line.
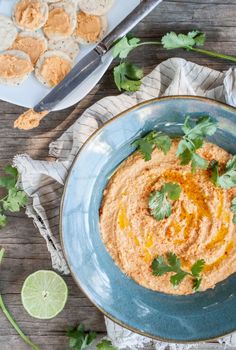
<box><xmin>100</xmin><ymin>119</ymin><xmax>236</xmax><ymax>295</ymax></box>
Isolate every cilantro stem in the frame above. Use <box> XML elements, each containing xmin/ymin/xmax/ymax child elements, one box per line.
<box><xmin>136</xmin><ymin>41</ymin><xmax>162</xmax><ymax>46</ymax></box>
<box><xmin>0</xmin><ymin>295</ymin><xmax>41</xmax><ymax>350</ymax></box>
<box><xmin>188</xmin><ymin>46</ymin><xmax>236</xmax><ymax>63</ymax></box>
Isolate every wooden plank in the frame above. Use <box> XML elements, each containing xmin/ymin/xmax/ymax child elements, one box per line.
<box><xmin>1</xmin><ymin>0</ymin><xmax>236</xmax><ymax>348</ymax></box>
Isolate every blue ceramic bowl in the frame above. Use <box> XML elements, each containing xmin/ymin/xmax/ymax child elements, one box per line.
<box><xmin>60</xmin><ymin>96</ymin><xmax>236</xmax><ymax>342</ymax></box>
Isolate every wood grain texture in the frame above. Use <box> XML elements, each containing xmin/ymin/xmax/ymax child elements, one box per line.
<box><xmin>1</xmin><ymin>0</ymin><xmax>236</xmax><ymax>349</ymax></box>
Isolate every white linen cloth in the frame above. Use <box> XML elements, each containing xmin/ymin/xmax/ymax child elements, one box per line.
<box><xmin>14</xmin><ymin>57</ymin><xmax>236</xmax><ymax>349</ymax></box>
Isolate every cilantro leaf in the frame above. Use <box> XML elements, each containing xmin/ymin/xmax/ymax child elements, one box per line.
<box><xmin>210</xmin><ymin>156</ymin><xmax>236</xmax><ymax>189</ymax></box>
<box><xmin>3</xmin><ymin>188</ymin><xmax>28</xmax><ymax>212</ymax></box>
<box><xmin>193</xmin><ymin>277</ymin><xmax>202</xmax><ymax>292</ymax></box>
<box><xmin>151</xmin><ymin>253</ymin><xmax>205</xmax><ymax>291</ymax></box>
<box><xmin>149</xmin><ymin>191</ymin><xmax>171</xmax><ymax>221</ymax></box>
<box><xmin>97</xmin><ymin>339</ymin><xmax>117</xmax><ymax>350</ymax></box>
<box><xmin>149</xmin><ymin>183</ymin><xmax>181</xmax><ymax>221</ymax></box>
<box><xmin>170</xmin><ymin>271</ymin><xmax>187</xmax><ymax>287</ymax></box>
<box><xmin>0</xmin><ymin>248</ymin><xmax>5</xmax><ymax>265</ymax></box>
<box><xmin>162</xmin><ymin>183</ymin><xmax>182</xmax><ymax>201</ymax></box>
<box><xmin>133</xmin><ymin>131</ymin><xmax>172</xmax><ymax>161</ymax></box>
<box><xmin>113</xmin><ymin>62</ymin><xmax>143</xmax><ymax>92</ymax></box>
<box><xmin>176</xmin><ymin>116</ymin><xmax>217</xmax><ymax>172</ymax></box>
<box><xmin>162</xmin><ymin>31</ymin><xmax>206</xmax><ymax>50</ymax></box>
<box><xmin>191</xmin><ymin>259</ymin><xmax>205</xmax><ymax>277</ymax></box>
<box><xmin>0</xmin><ymin>165</ymin><xmax>18</xmax><ymax>189</ymax></box>
<box><xmin>0</xmin><ymin>214</ymin><xmax>7</xmax><ymax>228</ymax></box>
<box><xmin>231</xmin><ymin>197</ymin><xmax>236</xmax><ymax>224</ymax></box>
<box><xmin>67</xmin><ymin>324</ymin><xmax>97</xmax><ymax>350</ymax></box>
<box><xmin>112</xmin><ymin>36</ymin><xmax>141</xmax><ymax>59</ymax></box>
<box><xmin>151</xmin><ymin>256</ymin><xmax>173</xmax><ymax>276</ymax></box>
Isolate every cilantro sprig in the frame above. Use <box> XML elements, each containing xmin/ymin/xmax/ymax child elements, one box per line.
<box><xmin>176</xmin><ymin>116</ymin><xmax>217</xmax><ymax>173</ymax></box>
<box><xmin>0</xmin><ymin>165</ymin><xmax>27</xmax><ymax>228</ymax></box>
<box><xmin>0</xmin><ymin>249</ymin><xmax>41</xmax><ymax>350</ymax></box>
<box><xmin>132</xmin><ymin>131</ymin><xmax>172</xmax><ymax>161</ymax></box>
<box><xmin>67</xmin><ymin>324</ymin><xmax>97</xmax><ymax>350</ymax></box>
<box><xmin>112</xmin><ymin>31</ymin><xmax>236</xmax><ymax>92</ymax></box>
<box><xmin>151</xmin><ymin>252</ymin><xmax>205</xmax><ymax>291</ymax></box>
<box><xmin>231</xmin><ymin>198</ymin><xmax>236</xmax><ymax>224</ymax></box>
<box><xmin>149</xmin><ymin>183</ymin><xmax>181</xmax><ymax>221</ymax></box>
<box><xmin>210</xmin><ymin>156</ymin><xmax>236</xmax><ymax>189</ymax></box>
<box><xmin>67</xmin><ymin>325</ymin><xmax>117</xmax><ymax>350</ymax></box>
<box><xmin>97</xmin><ymin>339</ymin><xmax>118</xmax><ymax>350</ymax></box>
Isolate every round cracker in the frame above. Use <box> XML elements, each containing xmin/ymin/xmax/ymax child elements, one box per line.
<box><xmin>0</xmin><ymin>15</ymin><xmax>18</xmax><ymax>51</ymax></box>
<box><xmin>12</xmin><ymin>31</ymin><xmax>48</xmax><ymax>65</ymax></box>
<box><xmin>47</xmin><ymin>37</ymin><xmax>79</xmax><ymax>60</ymax></box>
<box><xmin>35</xmin><ymin>50</ymin><xmax>72</xmax><ymax>87</ymax></box>
<box><xmin>77</xmin><ymin>0</ymin><xmax>114</xmax><ymax>15</ymax></box>
<box><xmin>12</xmin><ymin>0</ymin><xmax>49</xmax><ymax>31</ymax></box>
<box><xmin>0</xmin><ymin>50</ymin><xmax>33</xmax><ymax>86</ymax></box>
<box><xmin>43</xmin><ymin>2</ymin><xmax>76</xmax><ymax>40</ymax></box>
<box><xmin>74</xmin><ymin>12</ymin><xmax>107</xmax><ymax>44</ymax></box>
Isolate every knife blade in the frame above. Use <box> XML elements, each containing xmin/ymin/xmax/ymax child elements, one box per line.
<box><xmin>34</xmin><ymin>0</ymin><xmax>163</xmax><ymax>113</ymax></box>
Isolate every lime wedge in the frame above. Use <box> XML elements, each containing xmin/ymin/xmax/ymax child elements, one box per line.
<box><xmin>21</xmin><ymin>270</ymin><xmax>68</xmax><ymax>319</ymax></box>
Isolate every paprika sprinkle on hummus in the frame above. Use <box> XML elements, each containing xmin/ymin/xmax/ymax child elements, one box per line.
<box><xmin>74</xmin><ymin>11</ymin><xmax>107</xmax><ymax>44</ymax></box>
<box><xmin>13</xmin><ymin>0</ymin><xmax>49</xmax><ymax>31</ymax></box>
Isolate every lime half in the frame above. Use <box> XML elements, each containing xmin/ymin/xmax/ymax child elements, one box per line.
<box><xmin>21</xmin><ymin>270</ymin><xmax>68</xmax><ymax>319</ymax></box>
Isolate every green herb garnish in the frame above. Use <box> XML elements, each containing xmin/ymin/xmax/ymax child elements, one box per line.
<box><xmin>176</xmin><ymin>116</ymin><xmax>217</xmax><ymax>173</ymax></box>
<box><xmin>133</xmin><ymin>131</ymin><xmax>172</xmax><ymax>161</ymax></box>
<box><xmin>210</xmin><ymin>156</ymin><xmax>236</xmax><ymax>189</ymax></box>
<box><xmin>97</xmin><ymin>339</ymin><xmax>118</xmax><ymax>350</ymax></box>
<box><xmin>151</xmin><ymin>252</ymin><xmax>205</xmax><ymax>291</ymax></box>
<box><xmin>67</xmin><ymin>324</ymin><xmax>97</xmax><ymax>350</ymax></box>
<box><xmin>149</xmin><ymin>183</ymin><xmax>181</xmax><ymax>221</ymax></box>
<box><xmin>231</xmin><ymin>197</ymin><xmax>236</xmax><ymax>224</ymax></box>
<box><xmin>113</xmin><ymin>62</ymin><xmax>143</xmax><ymax>92</ymax></box>
<box><xmin>0</xmin><ymin>165</ymin><xmax>28</xmax><ymax>228</ymax></box>
<box><xmin>112</xmin><ymin>31</ymin><xmax>236</xmax><ymax>92</ymax></box>
<box><xmin>0</xmin><ymin>249</ymin><xmax>41</xmax><ymax>350</ymax></box>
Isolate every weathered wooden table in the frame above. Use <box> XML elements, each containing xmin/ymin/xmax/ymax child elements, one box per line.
<box><xmin>1</xmin><ymin>1</ymin><xmax>236</xmax><ymax>349</ymax></box>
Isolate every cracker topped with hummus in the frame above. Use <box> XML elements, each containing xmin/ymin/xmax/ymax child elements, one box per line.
<box><xmin>100</xmin><ymin>116</ymin><xmax>236</xmax><ymax>295</ymax></box>
<box><xmin>12</xmin><ymin>0</ymin><xmax>49</xmax><ymax>31</ymax></box>
<box><xmin>74</xmin><ymin>11</ymin><xmax>107</xmax><ymax>44</ymax></box>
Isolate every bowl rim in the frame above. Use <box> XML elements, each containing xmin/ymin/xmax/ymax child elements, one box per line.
<box><xmin>59</xmin><ymin>95</ymin><xmax>236</xmax><ymax>343</ymax></box>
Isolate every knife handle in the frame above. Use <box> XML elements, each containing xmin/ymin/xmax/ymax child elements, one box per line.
<box><xmin>98</xmin><ymin>0</ymin><xmax>162</xmax><ymax>52</ymax></box>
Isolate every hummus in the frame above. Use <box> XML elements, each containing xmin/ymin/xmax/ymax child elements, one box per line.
<box><xmin>39</xmin><ymin>55</ymin><xmax>71</xmax><ymax>86</ymax></box>
<box><xmin>75</xmin><ymin>11</ymin><xmax>102</xmax><ymax>43</ymax></box>
<box><xmin>12</xmin><ymin>34</ymin><xmax>46</xmax><ymax>65</ymax></box>
<box><xmin>0</xmin><ymin>54</ymin><xmax>33</xmax><ymax>79</ymax></box>
<box><xmin>100</xmin><ymin>140</ymin><xmax>236</xmax><ymax>295</ymax></box>
<box><xmin>14</xmin><ymin>0</ymin><xmax>46</xmax><ymax>30</ymax></box>
<box><xmin>14</xmin><ymin>109</ymin><xmax>48</xmax><ymax>130</ymax></box>
<box><xmin>44</xmin><ymin>7</ymin><xmax>73</xmax><ymax>37</ymax></box>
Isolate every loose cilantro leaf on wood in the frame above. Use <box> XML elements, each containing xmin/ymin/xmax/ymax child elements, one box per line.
<box><xmin>151</xmin><ymin>252</ymin><xmax>205</xmax><ymax>291</ymax></box>
<box><xmin>176</xmin><ymin>116</ymin><xmax>217</xmax><ymax>172</ymax></box>
<box><xmin>0</xmin><ymin>165</ymin><xmax>28</xmax><ymax>228</ymax></box>
<box><xmin>162</xmin><ymin>31</ymin><xmax>206</xmax><ymax>50</ymax></box>
<box><xmin>112</xmin><ymin>36</ymin><xmax>141</xmax><ymax>59</ymax></box>
<box><xmin>97</xmin><ymin>339</ymin><xmax>118</xmax><ymax>350</ymax></box>
<box><xmin>113</xmin><ymin>62</ymin><xmax>143</xmax><ymax>92</ymax></box>
<box><xmin>67</xmin><ymin>324</ymin><xmax>97</xmax><ymax>350</ymax></box>
<box><xmin>231</xmin><ymin>197</ymin><xmax>236</xmax><ymax>224</ymax></box>
<box><xmin>133</xmin><ymin>131</ymin><xmax>172</xmax><ymax>161</ymax></box>
<box><xmin>149</xmin><ymin>183</ymin><xmax>181</xmax><ymax>221</ymax></box>
<box><xmin>210</xmin><ymin>157</ymin><xmax>236</xmax><ymax>189</ymax></box>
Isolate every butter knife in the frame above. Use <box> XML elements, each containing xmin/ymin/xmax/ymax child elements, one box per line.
<box><xmin>34</xmin><ymin>0</ymin><xmax>163</xmax><ymax>113</ymax></box>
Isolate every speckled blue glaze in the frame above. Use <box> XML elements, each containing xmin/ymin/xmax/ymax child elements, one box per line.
<box><xmin>61</xmin><ymin>97</ymin><xmax>236</xmax><ymax>342</ymax></box>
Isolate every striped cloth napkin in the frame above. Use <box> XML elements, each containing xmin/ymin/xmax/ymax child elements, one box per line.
<box><xmin>14</xmin><ymin>57</ymin><xmax>236</xmax><ymax>349</ymax></box>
